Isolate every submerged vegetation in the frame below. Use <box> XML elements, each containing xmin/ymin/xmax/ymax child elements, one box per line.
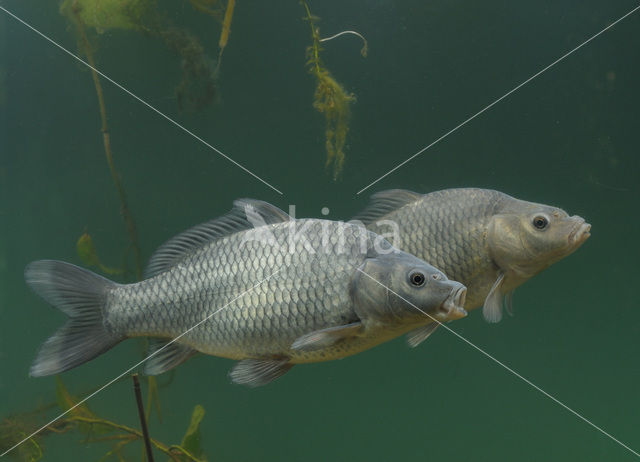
<box><xmin>61</xmin><ymin>0</ymin><xmax>218</xmax><ymax>114</ymax></box>
<box><xmin>215</xmin><ymin>0</ymin><xmax>236</xmax><ymax>75</ymax></box>
<box><xmin>62</xmin><ymin>0</ymin><xmax>365</xmax><ymax>180</ymax></box>
<box><xmin>59</xmin><ymin>0</ymin><xmax>154</xmax><ymax>33</ymax></box>
<box><xmin>63</xmin><ymin>0</ymin><xmax>144</xmax><ymax>279</ymax></box>
<box><xmin>0</xmin><ymin>378</ymin><xmax>208</xmax><ymax>461</ymax></box>
<box><xmin>76</xmin><ymin>232</ymin><xmax>124</xmax><ymax>276</ymax></box>
<box><xmin>301</xmin><ymin>1</ymin><xmax>366</xmax><ymax>180</ymax></box>
<box><xmin>158</xmin><ymin>25</ymin><xmax>218</xmax><ymax>113</ymax></box>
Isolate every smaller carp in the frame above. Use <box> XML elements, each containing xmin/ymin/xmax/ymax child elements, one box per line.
<box><xmin>354</xmin><ymin>188</ymin><xmax>591</xmax><ymax>323</ymax></box>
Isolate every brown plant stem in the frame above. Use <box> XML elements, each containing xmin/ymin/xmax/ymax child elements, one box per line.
<box><xmin>132</xmin><ymin>374</ymin><xmax>154</xmax><ymax>462</ymax></box>
<box><xmin>71</xmin><ymin>0</ymin><xmax>143</xmax><ymax>280</ymax></box>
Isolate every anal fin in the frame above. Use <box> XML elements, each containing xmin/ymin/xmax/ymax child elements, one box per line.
<box><xmin>144</xmin><ymin>339</ymin><xmax>198</xmax><ymax>375</ymax></box>
<box><xmin>230</xmin><ymin>358</ymin><xmax>293</xmax><ymax>387</ymax></box>
<box><xmin>291</xmin><ymin>322</ymin><xmax>363</xmax><ymax>352</ymax></box>
<box><xmin>406</xmin><ymin>322</ymin><xmax>440</xmax><ymax>348</ymax></box>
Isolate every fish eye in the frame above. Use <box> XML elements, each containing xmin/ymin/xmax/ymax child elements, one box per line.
<box><xmin>408</xmin><ymin>271</ymin><xmax>426</xmax><ymax>287</ymax></box>
<box><xmin>532</xmin><ymin>215</ymin><xmax>549</xmax><ymax>230</ymax></box>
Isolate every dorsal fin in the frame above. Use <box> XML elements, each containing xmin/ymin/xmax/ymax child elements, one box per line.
<box><xmin>351</xmin><ymin>189</ymin><xmax>423</xmax><ymax>225</ymax></box>
<box><xmin>144</xmin><ymin>199</ymin><xmax>290</xmax><ymax>278</ymax></box>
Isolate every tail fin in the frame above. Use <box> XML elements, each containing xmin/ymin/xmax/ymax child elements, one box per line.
<box><xmin>25</xmin><ymin>260</ymin><xmax>123</xmax><ymax>377</ymax></box>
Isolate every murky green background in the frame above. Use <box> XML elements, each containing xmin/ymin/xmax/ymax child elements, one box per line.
<box><xmin>1</xmin><ymin>1</ymin><xmax>639</xmax><ymax>460</ymax></box>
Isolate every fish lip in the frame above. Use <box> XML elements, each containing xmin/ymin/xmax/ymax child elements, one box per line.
<box><xmin>568</xmin><ymin>217</ymin><xmax>591</xmax><ymax>247</ymax></box>
<box><xmin>442</xmin><ymin>285</ymin><xmax>468</xmax><ymax>320</ymax></box>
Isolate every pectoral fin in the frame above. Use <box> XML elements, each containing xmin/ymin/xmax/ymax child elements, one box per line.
<box><xmin>229</xmin><ymin>358</ymin><xmax>293</xmax><ymax>387</ymax></box>
<box><xmin>483</xmin><ymin>272</ymin><xmax>505</xmax><ymax>323</ymax></box>
<box><xmin>291</xmin><ymin>322</ymin><xmax>363</xmax><ymax>352</ymax></box>
<box><xmin>406</xmin><ymin>322</ymin><xmax>440</xmax><ymax>348</ymax></box>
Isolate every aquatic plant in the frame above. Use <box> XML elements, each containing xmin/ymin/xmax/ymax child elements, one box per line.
<box><xmin>64</xmin><ymin>0</ymin><xmax>144</xmax><ymax>279</ymax></box>
<box><xmin>59</xmin><ymin>0</ymin><xmax>155</xmax><ymax>34</ymax></box>
<box><xmin>0</xmin><ymin>378</ymin><xmax>208</xmax><ymax>461</ymax></box>
<box><xmin>0</xmin><ymin>416</ymin><xmax>43</xmax><ymax>462</ymax></box>
<box><xmin>188</xmin><ymin>0</ymin><xmax>224</xmax><ymax>19</ymax></box>
<box><xmin>77</xmin><ymin>231</ymin><xmax>124</xmax><ymax>276</ymax></box>
<box><xmin>158</xmin><ymin>25</ymin><xmax>218</xmax><ymax>113</ymax></box>
<box><xmin>301</xmin><ymin>1</ymin><xmax>361</xmax><ymax>181</ymax></box>
<box><xmin>61</xmin><ymin>0</ymin><xmax>218</xmax><ymax>114</ymax></box>
<box><xmin>215</xmin><ymin>0</ymin><xmax>236</xmax><ymax>75</ymax></box>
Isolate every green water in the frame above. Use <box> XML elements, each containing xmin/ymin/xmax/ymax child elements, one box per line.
<box><xmin>1</xmin><ymin>1</ymin><xmax>639</xmax><ymax>460</ymax></box>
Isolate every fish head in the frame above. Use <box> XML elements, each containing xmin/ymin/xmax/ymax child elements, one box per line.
<box><xmin>488</xmin><ymin>199</ymin><xmax>591</xmax><ymax>280</ymax></box>
<box><xmin>352</xmin><ymin>250</ymin><xmax>468</xmax><ymax>324</ymax></box>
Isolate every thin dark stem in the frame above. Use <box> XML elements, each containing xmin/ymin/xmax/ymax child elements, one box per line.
<box><xmin>132</xmin><ymin>374</ymin><xmax>155</xmax><ymax>462</ymax></box>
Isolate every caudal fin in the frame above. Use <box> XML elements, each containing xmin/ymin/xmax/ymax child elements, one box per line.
<box><xmin>25</xmin><ymin>260</ymin><xmax>122</xmax><ymax>377</ymax></box>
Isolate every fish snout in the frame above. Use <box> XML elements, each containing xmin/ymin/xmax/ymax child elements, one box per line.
<box><xmin>441</xmin><ymin>284</ymin><xmax>468</xmax><ymax>320</ymax></box>
<box><xmin>568</xmin><ymin>216</ymin><xmax>591</xmax><ymax>246</ymax></box>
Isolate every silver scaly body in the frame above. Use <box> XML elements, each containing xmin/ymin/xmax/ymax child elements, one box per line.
<box><xmin>108</xmin><ymin>220</ymin><xmax>387</xmax><ymax>363</ymax></box>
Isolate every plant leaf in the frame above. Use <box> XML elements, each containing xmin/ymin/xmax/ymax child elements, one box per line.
<box><xmin>55</xmin><ymin>377</ymin><xmax>95</xmax><ymax>419</ymax></box>
<box><xmin>76</xmin><ymin>232</ymin><xmax>101</xmax><ymax>267</ymax></box>
<box><xmin>180</xmin><ymin>405</ymin><xmax>206</xmax><ymax>460</ymax></box>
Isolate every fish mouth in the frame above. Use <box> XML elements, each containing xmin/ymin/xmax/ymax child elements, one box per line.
<box><xmin>568</xmin><ymin>217</ymin><xmax>591</xmax><ymax>247</ymax></box>
<box><xmin>441</xmin><ymin>285</ymin><xmax>468</xmax><ymax>320</ymax></box>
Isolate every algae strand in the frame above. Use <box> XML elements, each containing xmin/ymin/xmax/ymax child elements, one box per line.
<box><xmin>301</xmin><ymin>0</ymin><xmax>355</xmax><ymax>181</ymax></box>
